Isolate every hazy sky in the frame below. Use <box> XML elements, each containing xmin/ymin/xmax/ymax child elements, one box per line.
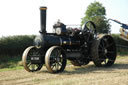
<box><xmin>0</xmin><ymin>0</ymin><xmax>128</xmax><ymax>37</ymax></box>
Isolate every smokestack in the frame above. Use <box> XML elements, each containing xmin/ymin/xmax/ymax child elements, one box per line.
<box><xmin>40</xmin><ymin>7</ymin><xmax>47</xmax><ymax>34</ymax></box>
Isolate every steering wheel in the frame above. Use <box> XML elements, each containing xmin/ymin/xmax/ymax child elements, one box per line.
<box><xmin>82</xmin><ymin>21</ymin><xmax>97</xmax><ymax>34</ymax></box>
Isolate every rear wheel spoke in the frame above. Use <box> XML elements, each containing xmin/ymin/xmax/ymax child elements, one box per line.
<box><xmin>106</xmin><ymin>43</ymin><xmax>114</xmax><ymax>48</ymax></box>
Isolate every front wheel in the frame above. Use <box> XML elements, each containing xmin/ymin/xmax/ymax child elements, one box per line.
<box><xmin>45</xmin><ymin>46</ymin><xmax>67</xmax><ymax>73</ymax></box>
<box><xmin>22</xmin><ymin>46</ymin><xmax>43</xmax><ymax>72</ymax></box>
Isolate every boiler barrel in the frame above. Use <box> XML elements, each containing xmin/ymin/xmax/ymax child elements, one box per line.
<box><xmin>34</xmin><ymin>34</ymin><xmax>80</xmax><ymax>49</ymax></box>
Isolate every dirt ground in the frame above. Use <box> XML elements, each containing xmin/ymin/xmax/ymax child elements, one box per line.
<box><xmin>0</xmin><ymin>57</ymin><xmax>128</xmax><ymax>85</ymax></box>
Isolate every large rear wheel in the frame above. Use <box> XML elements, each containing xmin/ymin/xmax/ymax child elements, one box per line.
<box><xmin>91</xmin><ymin>35</ymin><xmax>117</xmax><ymax>67</ymax></box>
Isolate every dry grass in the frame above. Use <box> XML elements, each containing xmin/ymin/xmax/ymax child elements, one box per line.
<box><xmin>0</xmin><ymin>56</ymin><xmax>128</xmax><ymax>85</ymax></box>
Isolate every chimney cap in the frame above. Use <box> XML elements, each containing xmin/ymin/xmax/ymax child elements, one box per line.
<box><xmin>40</xmin><ymin>7</ymin><xmax>47</xmax><ymax>10</ymax></box>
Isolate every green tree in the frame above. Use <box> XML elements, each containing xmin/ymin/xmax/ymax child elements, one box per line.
<box><xmin>81</xmin><ymin>1</ymin><xmax>111</xmax><ymax>33</ymax></box>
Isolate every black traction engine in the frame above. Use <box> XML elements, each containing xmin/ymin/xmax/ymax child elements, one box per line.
<box><xmin>22</xmin><ymin>7</ymin><xmax>117</xmax><ymax>73</ymax></box>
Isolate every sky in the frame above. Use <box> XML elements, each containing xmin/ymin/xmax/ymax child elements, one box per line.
<box><xmin>0</xmin><ymin>0</ymin><xmax>128</xmax><ymax>37</ymax></box>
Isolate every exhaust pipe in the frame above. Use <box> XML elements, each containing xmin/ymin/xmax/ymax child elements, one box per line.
<box><xmin>40</xmin><ymin>7</ymin><xmax>47</xmax><ymax>34</ymax></box>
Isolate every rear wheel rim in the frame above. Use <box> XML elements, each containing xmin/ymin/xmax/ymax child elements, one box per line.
<box><xmin>98</xmin><ymin>35</ymin><xmax>117</xmax><ymax>66</ymax></box>
<box><xmin>92</xmin><ymin>35</ymin><xmax>117</xmax><ymax>67</ymax></box>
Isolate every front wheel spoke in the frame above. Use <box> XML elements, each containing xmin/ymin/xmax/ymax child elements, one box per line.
<box><xmin>35</xmin><ymin>64</ymin><xmax>39</xmax><ymax>68</ymax></box>
<box><xmin>57</xmin><ymin>49</ymin><xmax>61</xmax><ymax>58</ymax></box>
<box><xmin>31</xmin><ymin>64</ymin><xmax>35</xmax><ymax>70</ymax></box>
<box><xmin>60</xmin><ymin>56</ymin><xmax>65</xmax><ymax>62</ymax></box>
<box><xmin>27</xmin><ymin>62</ymin><xmax>32</xmax><ymax>67</ymax></box>
<box><xmin>57</xmin><ymin>62</ymin><xmax>62</xmax><ymax>67</ymax></box>
<box><xmin>51</xmin><ymin>63</ymin><xmax>56</xmax><ymax>69</ymax></box>
<box><xmin>103</xmin><ymin>59</ymin><xmax>107</xmax><ymax>64</ymax></box>
<box><xmin>55</xmin><ymin>63</ymin><xmax>59</xmax><ymax>70</ymax></box>
<box><xmin>54</xmin><ymin>50</ymin><xmax>58</xmax><ymax>58</ymax></box>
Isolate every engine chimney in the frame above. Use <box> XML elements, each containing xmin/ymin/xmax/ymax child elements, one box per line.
<box><xmin>40</xmin><ymin>7</ymin><xmax>47</xmax><ymax>34</ymax></box>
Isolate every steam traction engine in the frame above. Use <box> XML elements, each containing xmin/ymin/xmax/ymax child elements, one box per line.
<box><xmin>22</xmin><ymin>7</ymin><xmax>117</xmax><ymax>73</ymax></box>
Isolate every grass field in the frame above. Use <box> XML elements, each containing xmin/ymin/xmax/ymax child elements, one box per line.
<box><xmin>0</xmin><ymin>56</ymin><xmax>128</xmax><ymax>85</ymax></box>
